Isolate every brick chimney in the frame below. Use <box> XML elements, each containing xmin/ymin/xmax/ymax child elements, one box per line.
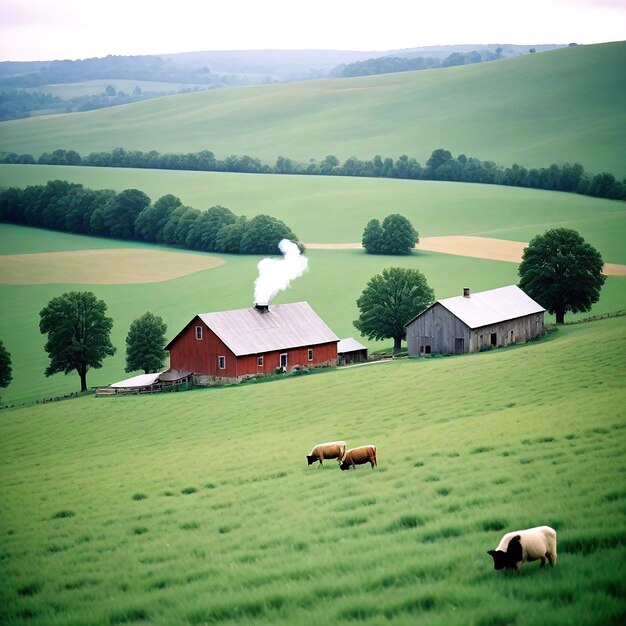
<box><xmin>254</xmin><ymin>303</ymin><xmax>269</xmax><ymax>314</ymax></box>
<box><xmin>463</xmin><ymin>288</ymin><xmax>470</xmax><ymax>298</ymax></box>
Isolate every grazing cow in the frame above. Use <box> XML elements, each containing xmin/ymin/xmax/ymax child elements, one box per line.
<box><xmin>339</xmin><ymin>445</ymin><xmax>377</xmax><ymax>470</ymax></box>
<box><xmin>306</xmin><ymin>441</ymin><xmax>347</xmax><ymax>466</ymax></box>
<box><xmin>487</xmin><ymin>525</ymin><xmax>557</xmax><ymax>571</ymax></box>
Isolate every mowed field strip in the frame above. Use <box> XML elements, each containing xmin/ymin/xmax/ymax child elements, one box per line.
<box><xmin>306</xmin><ymin>236</ymin><xmax>626</xmax><ymax>276</ymax></box>
<box><xmin>1</xmin><ymin>236</ymin><xmax>624</xmax><ymax>288</ymax></box>
<box><xmin>0</xmin><ymin>248</ymin><xmax>224</xmax><ymax>284</ymax></box>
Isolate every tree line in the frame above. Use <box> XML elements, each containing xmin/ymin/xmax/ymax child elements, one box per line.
<box><xmin>0</xmin><ymin>85</ymin><xmax>213</xmax><ymax>121</ymax></box>
<box><xmin>2</xmin><ymin>147</ymin><xmax>623</xmax><ymax>201</ymax></box>
<box><xmin>0</xmin><ymin>180</ymin><xmax>299</xmax><ymax>255</ymax></box>
<box><xmin>0</xmin><ymin>55</ymin><xmax>238</xmax><ymax>89</ymax></box>
<box><xmin>332</xmin><ymin>48</ymin><xmax>505</xmax><ymax>78</ymax></box>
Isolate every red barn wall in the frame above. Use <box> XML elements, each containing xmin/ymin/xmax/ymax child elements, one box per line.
<box><xmin>168</xmin><ymin>319</ymin><xmax>237</xmax><ymax>377</ymax></box>
<box><xmin>168</xmin><ymin>317</ymin><xmax>337</xmax><ymax>382</ymax></box>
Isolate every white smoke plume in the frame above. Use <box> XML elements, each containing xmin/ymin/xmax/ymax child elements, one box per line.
<box><xmin>254</xmin><ymin>239</ymin><xmax>308</xmax><ymax>305</ymax></box>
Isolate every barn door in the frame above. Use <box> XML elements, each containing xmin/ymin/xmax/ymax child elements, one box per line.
<box><xmin>280</xmin><ymin>353</ymin><xmax>288</xmax><ymax>371</ymax></box>
<box><xmin>454</xmin><ymin>338</ymin><xmax>464</xmax><ymax>354</ymax></box>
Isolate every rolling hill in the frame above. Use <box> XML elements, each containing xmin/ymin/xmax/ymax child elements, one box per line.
<box><xmin>1</xmin><ymin>42</ymin><xmax>624</xmax><ymax>175</ymax></box>
<box><xmin>0</xmin><ymin>316</ymin><xmax>624</xmax><ymax>625</ymax></box>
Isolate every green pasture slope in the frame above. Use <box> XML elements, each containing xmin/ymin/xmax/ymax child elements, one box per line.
<box><xmin>1</xmin><ymin>42</ymin><xmax>624</xmax><ymax>175</ymax></box>
<box><xmin>0</xmin><ymin>316</ymin><xmax>624</xmax><ymax>626</ymax></box>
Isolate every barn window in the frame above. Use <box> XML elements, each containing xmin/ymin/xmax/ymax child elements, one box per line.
<box><xmin>308</xmin><ymin>348</ymin><xmax>313</xmax><ymax>361</ymax></box>
<box><xmin>218</xmin><ymin>356</ymin><xmax>226</xmax><ymax>369</ymax></box>
<box><xmin>257</xmin><ymin>356</ymin><xmax>264</xmax><ymax>367</ymax></box>
<box><xmin>195</xmin><ymin>326</ymin><xmax>203</xmax><ymax>340</ymax></box>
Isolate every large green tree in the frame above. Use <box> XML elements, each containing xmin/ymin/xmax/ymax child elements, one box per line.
<box><xmin>39</xmin><ymin>291</ymin><xmax>116</xmax><ymax>392</ymax></box>
<box><xmin>354</xmin><ymin>267</ymin><xmax>435</xmax><ymax>353</ymax></box>
<box><xmin>518</xmin><ymin>228</ymin><xmax>605</xmax><ymax>324</ymax></box>
<box><xmin>125</xmin><ymin>312</ymin><xmax>168</xmax><ymax>374</ymax></box>
<box><xmin>0</xmin><ymin>340</ymin><xmax>12</xmax><ymax>393</ymax></box>
<box><xmin>380</xmin><ymin>213</ymin><xmax>418</xmax><ymax>255</ymax></box>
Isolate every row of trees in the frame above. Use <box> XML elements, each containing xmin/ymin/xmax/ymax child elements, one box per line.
<box><xmin>0</xmin><ymin>55</ymin><xmax>238</xmax><ymax>89</ymax></box>
<box><xmin>0</xmin><ymin>181</ymin><xmax>300</xmax><ymax>255</ymax></box>
<box><xmin>333</xmin><ymin>48</ymin><xmax>505</xmax><ymax>78</ymax></box>
<box><xmin>0</xmin><ymin>90</ymin><xmax>66</xmax><ymax>121</ymax></box>
<box><xmin>2</xmin><ymin>147</ymin><xmax>623</xmax><ymax>201</ymax></box>
<box><xmin>0</xmin><ymin>85</ymin><xmax>212</xmax><ymax>121</ymax></box>
<box><xmin>353</xmin><ymin>228</ymin><xmax>605</xmax><ymax>350</ymax></box>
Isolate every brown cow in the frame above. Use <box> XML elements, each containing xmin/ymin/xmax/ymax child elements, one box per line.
<box><xmin>306</xmin><ymin>441</ymin><xmax>347</xmax><ymax>466</ymax></box>
<box><xmin>339</xmin><ymin>445</ymin><xmax>377</xmax><ymax>470</ymax></box>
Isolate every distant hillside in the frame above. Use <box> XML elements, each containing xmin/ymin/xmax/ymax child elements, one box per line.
<box><xmin>0</xmin><ymin>45</ymin><xmax>566</xmax><ymax>121</ymax></box>
<box><xmin>0</xmin><ymin>42</ymin><xmax>624</xmax><ymax>176</ymax></box>
<box><xmin>331</xmin><ymin>44</ymin><xmax>566</xmax><ymax>77</ymax></box>
<box><xmin>0</xmin><ymin>45</ymin><xmax>563</xmax><ymax>87</ymax></box>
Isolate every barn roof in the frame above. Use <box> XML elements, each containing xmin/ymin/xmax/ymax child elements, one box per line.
<box><xmin>168</xmin><ymin>301</ymin><xmax>339</xmax><ymax>356</ymax></box>
<box><xmin>408</xmin><ymin>285</ymin><xmax>545</xmax><ymax>329</ymax></box>
<box><xmin>337</xmin><ymin>337</ymin><xmax>368</xmax><ymax>354</ymax></box>
<box><xmin>110</xmin><ymin>373</ymin><xmax>161</xmax><ymax>388</ymax></box>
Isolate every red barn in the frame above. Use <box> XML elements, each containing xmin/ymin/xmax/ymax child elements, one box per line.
<box><xmin>165</xmin><ymin>301</ymin><xmax>339</xmax><ymax>384</ymax></box>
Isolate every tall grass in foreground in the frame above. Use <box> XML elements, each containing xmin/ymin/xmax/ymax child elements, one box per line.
<box><xmin>0</xmin><ymin>318</ymin><xmax>624</xmax><ymax>625</ymax></box>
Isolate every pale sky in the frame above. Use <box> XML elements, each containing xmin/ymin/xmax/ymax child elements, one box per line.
<box><xmin>1</xmin><ymin>0</ymin><xmax>624</xmax><ymax>61</ymax></box>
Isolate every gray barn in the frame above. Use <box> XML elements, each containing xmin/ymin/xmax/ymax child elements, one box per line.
<box><xmin>406</xmin><ymin>285</ymin><xmax>545</xmax><ymax>356</ymax></box>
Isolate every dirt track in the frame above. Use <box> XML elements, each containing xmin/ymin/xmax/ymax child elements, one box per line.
<box><xmin>305</xmin><ymin>236</ymin><xmax>626</xmax><ymax>276</ymax></box>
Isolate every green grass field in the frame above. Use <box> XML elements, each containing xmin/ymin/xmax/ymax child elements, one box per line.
<box><xmin>1</xmin><ymin>317</ymin><xmax>624</xmax><ymax>625</ymax></box>
<box><xmin>1</xmin><ymin>42</ymin><xmax>624</xmax><ymax>175</ymax></box>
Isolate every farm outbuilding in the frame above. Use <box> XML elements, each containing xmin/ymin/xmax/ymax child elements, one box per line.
<box><xmin>166</xmin><ymin>301</ymin><xmax>339</xmax><ymax>385</ymax></box>
<box><xmin>337</xmin><ymin>337</ymin><xmax>369</xmax><ymax>365</ymax></box>
<box><xmin>95</xmin><ymin>370</ymin><xmax>192</xmax><ymax>396</ymax></box>
<box><xmin>406</xmin><ymin>285</ymin><xmax>545</xmax><ymax>356</ymax></box>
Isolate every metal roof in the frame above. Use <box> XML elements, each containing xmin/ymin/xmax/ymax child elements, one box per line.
<box><xmin>196</xmin><ymin>301</ymin><xmax>339</xmax><ymax>356</ymax></box>
<box><xmin>436</xmin><ymin>285</ymin><xmax>545</xmax><ymax>329</ymax></box>
<box><xmin>337</xmin><ymin>337</ymin><xmax>368</xmax><ymax>354</ymax></box>
<box><xmin>110</xmin><ymin>373</ymin><xmax>161</xmax><ymax>388</ymax></box>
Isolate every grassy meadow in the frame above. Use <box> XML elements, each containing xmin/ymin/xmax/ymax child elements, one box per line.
<box><xmin>0</xmin><ymin>36</ymin><xmax>625</xmax><ymax>626</ymax></box>
<box><xmin>0</xmin><ymin>316</ymin><xmax>624</xmax><ymax>626</ymax></box>
<box><xmin>1</xmin><ymin>42</ymin><xmax>625</xmax><ymax>175</ymax></box>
